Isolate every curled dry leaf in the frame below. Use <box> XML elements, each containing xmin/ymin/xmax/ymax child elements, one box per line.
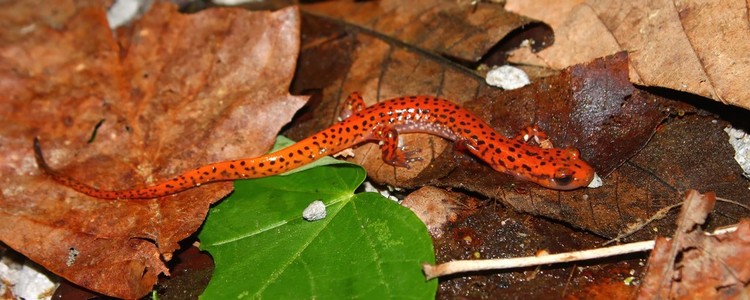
<box><xmin>639</xmin><ymin>190</ymin><xmax>750</xmax><ymax>299</ymax></box>
<box><xmin>0</xmin><ymin>2</ymin><xmax>306</xmax><ymax>298</ymax></box>
<box><xmin>506</xmin><ymin>0</ymin><xmax>750</xmax><ymax>110</ymax></box>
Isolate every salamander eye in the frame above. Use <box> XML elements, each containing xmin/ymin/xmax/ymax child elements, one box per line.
<box><xmin>553</xmin><ymin>168</ymin><xmax>574</xmax><ymax>186</ymax></box>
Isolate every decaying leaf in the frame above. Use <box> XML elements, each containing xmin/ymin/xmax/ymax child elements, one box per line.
<box><xmin>0</xmin><ymin>2</ymin><xmax>306</xmax><ymax>298</ymax></box>
<box><xmin>639</xmin><ymin>190</ymin><xmax>750</xmax><ymax>299</ymax></box>
<box><xmin>506</xmin><ymin>0</ymin><xmax>750</xmax><ymax>110</ymax></box>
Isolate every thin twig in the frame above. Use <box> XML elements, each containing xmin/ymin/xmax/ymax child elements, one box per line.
<box><xmin>423</xmin><ymin>225</ymin><xmax>738</xmax><ymax>280</ymax></box>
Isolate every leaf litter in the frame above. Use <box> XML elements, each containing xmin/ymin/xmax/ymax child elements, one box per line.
<box><xmin>292</xmin><ymin>0</ymin><xmax>750</xmax><ymax>298</ymax></box>
<box><xmin>1</xmin><ymin>0</ymin><xmax>749</xmax><ymax>298</ymax></box>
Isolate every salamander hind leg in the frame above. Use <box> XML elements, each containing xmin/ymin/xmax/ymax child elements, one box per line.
<box><xmin>375</xmin><ymin>127</ymin><xmax>423</xmax><ymax>169</ymax></box>
<box><xmin>514</xmin><ymin>125</ymin><xmax>554</xmax><ymax>149</ymax></box>
<box><xmin>339</xmin><ymin>92</ymin><xmax>367</xmax><ymax>121</ymax></box>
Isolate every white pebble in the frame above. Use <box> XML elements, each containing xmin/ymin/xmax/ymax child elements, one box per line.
<box><xmin>485</xmin><ymin>65</ymin><xmax>530</xmax><ymax>90</ymax></box>
<box><xmin>302</xmin><ymin>200</ymin><xmax>327</xmax><ymax>221</ymax></box>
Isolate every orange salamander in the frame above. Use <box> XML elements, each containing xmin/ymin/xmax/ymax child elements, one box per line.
<box><xmin>34</xmin><ymin>92</ymin><xmax>600</xmax><ymax>199</ymax></box>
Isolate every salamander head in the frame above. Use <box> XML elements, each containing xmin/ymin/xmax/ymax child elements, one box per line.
<box><xmin>521</xmin><ymin>148</ymin><xmax>599</xmax><ymax>190</ymax></box>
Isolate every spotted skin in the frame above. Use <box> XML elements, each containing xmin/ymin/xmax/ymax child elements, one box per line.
<box><xmin>34</xmin><ymin>92</ymin><xmax>597</xmax><ymax>199</ymax></box>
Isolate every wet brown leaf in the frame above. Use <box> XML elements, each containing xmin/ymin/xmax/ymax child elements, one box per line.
<box><xmin>639</xmin><ymin>190</ymin><xmax>750</xmax><ymax>299</ymax></box>
<box><xmin>505</xmin><ymin>0</ymin><xmax>750</xmax><ymax>110</ymax></box>
<box><xmin>0</xmin><ymin>2</ymin><xmax>305</xmax><ymax>298</ymax></box>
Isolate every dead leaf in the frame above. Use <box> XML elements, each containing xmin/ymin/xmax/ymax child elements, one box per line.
<box><xmin>0</xmin><ymin>2</ymin><xmax>306</xmax><ymax>298</ymax></box>
<box><xmin>303</xmin><ymin>0</ymin><xmax>541</xmax><ymax>62</ymax></box>
<box><xmin>505</xmin><ymin>0</ymin><xmax>750</xmax><ymax>110</ymax></box>
<box><xmin>639</xmin><ymin>190</ymin><xmax>750</xmax><ymax>299</ymax></box>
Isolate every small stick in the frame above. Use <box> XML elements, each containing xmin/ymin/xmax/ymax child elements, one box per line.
<box><xmin>423</xmin><ymin>225</ymin><xmax>738</xmax><ymax>280</ymax></box>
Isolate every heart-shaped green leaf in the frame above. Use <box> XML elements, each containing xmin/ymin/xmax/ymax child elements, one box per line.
<box><xmin>199</xmin><ymin>140</ymin><xmax>436</xmax><ymax>299</ymax></box>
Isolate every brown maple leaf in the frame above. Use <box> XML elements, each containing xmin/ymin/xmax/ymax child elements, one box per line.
<box><xmin>0</xmin><ymin>2</ymin><xmax>306</xmax><ymax>298</ymax></box>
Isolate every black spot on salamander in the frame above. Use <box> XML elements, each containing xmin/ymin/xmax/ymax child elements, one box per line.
<box><xmin>494</xmin><ymin>148</ymin><xmax>502</xmax><ymax>154</ymax></box>
<box><xmin>449</xmin><ymin>117</ymin><xmax>455</xmax><ymax>123</ymax></box>
<box><xmin>507</xmin><ymin>156</ymin><xmax>516</xmax><ymax>162</ymax></box>
<box><xmin>522</xmin><ymin>164</ymin><xmax>532</xmax><ymax>172</ymax></box>
<box><xmin>270</xmin><ymin>161</ymin><xmax>276</xmax><ymax>165</ymax></box>
<box><xmin>259</xmin><ymin>163</ymin><xmax>265</xmax><ymax>167</ymax></box>
<box><xmin>508</xmin><ymin>147</ymin><xmax>516</xmax><ymax>152</ymax></box>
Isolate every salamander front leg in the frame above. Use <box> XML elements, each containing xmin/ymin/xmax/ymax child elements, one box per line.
<box><xmin>375</xmin><ymin>126</ymin><xmax>423</xmax><ymax>169</ymax></box>
<box><xmin>338</xmin><ymin>92</ymin><xmax>367</xmax><ymax>121</ymax></box>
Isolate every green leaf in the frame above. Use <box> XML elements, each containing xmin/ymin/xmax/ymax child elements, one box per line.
<box><xmin>198</xmin><ymin>151</ymin><xmax>436</xmax><ymax>299</ymax></box>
